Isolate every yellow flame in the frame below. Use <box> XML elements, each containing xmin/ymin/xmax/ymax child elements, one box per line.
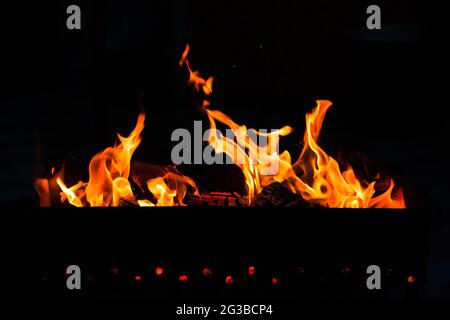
<box><xmin>180</xmin><ymin>44</ymin><xmax>296</xmax><ymax>204</ymax></box>
<box><xmin>180</xmin><ymin>44</ymin><xmax>405</xmax><ymax>208</ymax></box>
<box><xmin>35</xmin><ymin>112</ymin><xmax>196</xmax><ymax>207</ymax></box>
<box><xmin>290</xmin><ymin>100</ymin><xmax>405</xmax><ymax>208</ymax></box>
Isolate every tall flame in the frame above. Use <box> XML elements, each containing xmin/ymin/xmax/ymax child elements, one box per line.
<box><xmin>83</xmin><ymin>113</ymin><xmax>145</xmax><ymax>206</ymax></box>
<box><xmin>180</xmin><ymin>45</ymin><xmax>294</xmax><ymax>204</ymax></box>
<box><xmin>34</xmin><ymin>45</ymin><xmax>405</xmax><ymax>208</ymax></box>
<box><xmin>291</xmin><ymin>100</ymin><xmax>405</xmax><ymax>208</ymax></box>
<box><xmin>179</xmin><ymin>44</ymin><xmax>405</xmax><ymax>208</ymax></box>
<box><xmin>35</xmin><ymin>113</ymin><xmax>196</xmax><ymax>207</ymax></box>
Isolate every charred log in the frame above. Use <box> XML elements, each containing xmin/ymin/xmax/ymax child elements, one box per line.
<box><xmin>185</xmin><ymin>191</ymin><xmax>246</xmax><ymax>207</ymax></box>
<box><xmin>253</xmin><ymin>182</ymin><xmax>321</xmax><ymax>208</ymax></box>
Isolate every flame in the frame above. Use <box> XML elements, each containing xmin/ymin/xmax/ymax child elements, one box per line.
<box><xmin>56</xmin><ymin>178</ymin><xmax>85</xmax><ymax>207</ymax></box>
<box><xmin>179</xmin><ymin>44</ymin><xmax>293</xmax><ymax>204</ymax></box>
<box><xmin>179</xmin><ymin>44</ymin><xmax>214</xmax><ymax>96</ymax></box>
<box><xmin>34</xmin><ymin>178</ymin><xmax>51</xmax><ymax>207</ymax></box>
<box><xmin>291</xmin><ymin>100</ymin><xmax>405</xmax><ymax>208</ymax></box>
<box><xmin>34</xmin><ymin>45</ymin><xmax>405</xmax><ymax>208</ymax></box>
<box><xmin>180</xmin><ymin>44</ymin><xmax>405</xmax><ymax>208</ymax></box>
<box><xmin>140</xmin><ymin>173</ymin><xmax>196</xmax><ymax>207</ymax></box>
<box><xmin>35</xmin><ymin>113</ymin><xmax>196</xmax><ymax>207</ymax></box>
<box><xmin>33</xmin><ymin>166</ymin><xmax>66</xmax><ymax>207</ymax></box>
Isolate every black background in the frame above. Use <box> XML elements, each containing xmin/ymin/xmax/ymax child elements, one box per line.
<box><xmin>0</xmin><ymin>0</ymin><xmax>448</xmax><ymax>299</ymax></box>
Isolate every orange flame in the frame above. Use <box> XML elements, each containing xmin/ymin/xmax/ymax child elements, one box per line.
<box><xmin>83</xmin><ymin>113</ymin><xmax>145</xmax><ymax>206</ymax></box>
<box><xmin>179</xmin><ymin>44</ymin><xmax>405</xmax><ymax>208</ymax></box>
<box><xmin>179</xmin><ymin>44</ymin><xmax>214</xmax><ymax>96</ymax></box>
<box><xmin>35</xmin><ymin>113</ymin><xmax>196</xmax><ymax>207</ymax></box>
<box><xmin>35</xmin><ymin>45</ymin><xmax>405</xmax><ymax>209</ymax></box>
<box><xmin>291</xmin><ymin>100</ymin><xmax>405</xmax><ymax>208</ymax></box>
<box><xmin>34</xmin><ymin>178</ymin><xmax>51</xmax><ymax>207</ymax></box>
<box><xmin>180</xmin><ymin>45</ymin><xmax>294</xmax><ymax>204</ymax></box>
<box><xmin>34</xmin><ymin>166</ymin><xmax>65</xmax><ymax>207</ymax></box>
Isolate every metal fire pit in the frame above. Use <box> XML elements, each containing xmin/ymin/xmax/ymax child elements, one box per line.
<box><xmin>2</xmin><ymin>207</ymin><xmax>430</xmax><ymax>299</ymax></box>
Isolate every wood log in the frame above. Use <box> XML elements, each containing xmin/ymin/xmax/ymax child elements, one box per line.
<box><xmin>253</xmin><ymin>182</ymin><xmax>321</xmax><ymax>208</ymax></box>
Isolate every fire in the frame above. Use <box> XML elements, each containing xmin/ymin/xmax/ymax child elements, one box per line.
<box><xmin>290</xmin><ymin>100</ymin><xmax>405</xmax><ymax>208</ymax></box>
<box><xmin>179</xmin><ymin>44</ymin><xmax>405</xmax><ymax>208</ymax></box>
<box><xmin>34</xmin><ymin>178</ymin><xmax>51</xmax><ymax>207</ymax></box>
<box><xmin>35</xmin><ymin>113</ymin><xmax>196</xmax><ymax>207</ymax></box>
<box><xmin>34</xmin><ymin>44</ymin><xmax>405</xmax><ymax>208</ymax></box>
<box><xmin>203</xmin><ymin>109</ymin><xmax>293</xmax><ymax>204</ymax></box>
<box><xmin>180</xmin><ymin>45</ymin><xmax>294</xmax><ymax>204</ymax></box>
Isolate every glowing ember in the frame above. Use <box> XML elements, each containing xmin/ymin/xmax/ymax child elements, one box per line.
<box><xmin>225</xmin><ymin>275</ymin><xmax>234</xmax><ymax>285</ymax></box>
<box><xmin>342</xmin><ymin>267</ymin><xmax>351</xmax><ymax>274</ymax></box>
<box><xmin>155</xmin><ymin>267</ymin><xmax>165</xmax><ymax>277</ymax></box>
<box><xmin>179</xmin><ymin>275</ymin><xmax>189</xmax><ymax>282</ymax></box>
<box><xmin>202</xmin><ymin>268</ymin><xmax>213</xmax><ymax>277</ymax></box>
<box><xmin>109</xmin><ymin>267</ymin><xmax>119</xmax><ymax>276</ymax></box>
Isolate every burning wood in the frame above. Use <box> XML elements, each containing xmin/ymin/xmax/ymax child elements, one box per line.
<box><xmin>34</xmin><ymin>44</ymin><xmax>405</xmax><ymax>209</ymax></box>
<box><xmin>253</xmin><ymin>182</ymin><xmax>320</xmax><ymax>208</ymax></box>
<box><xmin>180</xmin><ymin>44</ymin><xmax>405</xmax><ymax>208</ymax></box>
<box><xmin>185</xmin><ymin>192</ymin><xmax>247</xmax><ymax>207</ymax></box>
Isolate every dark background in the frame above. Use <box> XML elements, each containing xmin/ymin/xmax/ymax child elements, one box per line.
<box><xmin>0</xmin><ymin>0</ymin><xmax>448</xmax><ymax>298</ymax></box>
